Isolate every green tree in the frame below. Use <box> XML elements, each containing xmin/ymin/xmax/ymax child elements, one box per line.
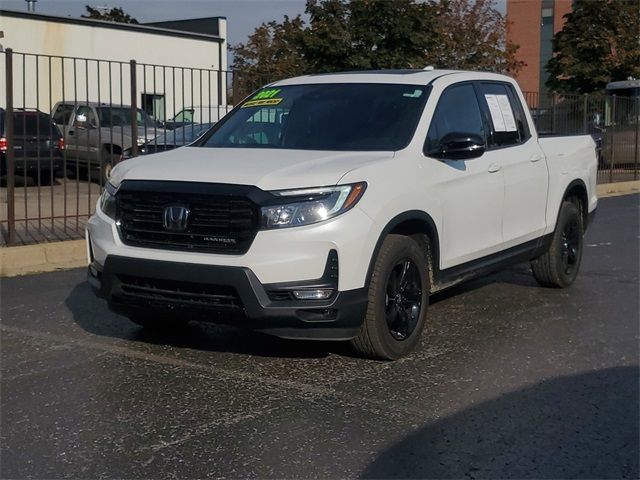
<box><xmin>231</xmin><ymin>0</ymin><xmax>522</xmax><ymax>96</ymax></box>
<box><xmin>82</xmin><ymin>5</ymin><xmax>138</xmax><ymax>24</ymax></box>
<box><xmin>231</xmin><ymin>15</ymin><xmax>307</xmax><ymax>101</ymax></box>
<box><xmin>433</xmin><ymin>0</ymin><xmax>523</xmax><ymax>73</ymax></box>
<box><xmin>302</xmin><ymin>0</ymin><xmax>440</xmax><ymax>71</ymax></box>
<box><xmin>546</xmin><ymin>0</ymin><xmax>640</xmax><ymax>94</ymax></box>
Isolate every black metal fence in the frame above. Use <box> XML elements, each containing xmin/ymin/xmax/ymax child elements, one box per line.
<box><xmin>523</xmin><ymin>91</ymin><xmax>640</xmax><ymax>184</ymax></box>
<box><xmin>1</xmin><ymin>50</ymin><xmax>639</xmax><ymax>247</ymax></box>
<box><xmin>1</xmin><ymin>49</ymin><xmax>233</xmax><ymax>246</ymax></box>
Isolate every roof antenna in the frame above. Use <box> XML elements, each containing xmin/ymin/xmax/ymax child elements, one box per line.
<box><xmin>423</xmin><ymin>66</ymin><xmax>435</xmax><ymax>71</ymax></box>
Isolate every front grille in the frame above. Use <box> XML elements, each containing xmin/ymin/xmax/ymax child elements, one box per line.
<box><xmin>117</xmin><ymin>188</ymin><xmax>260</xmax><ymax>254</ymax></box>
<box><xmin>117</xmin><ymin>274</ymin><xmax>243</xmax><ymax>310</ymax></box>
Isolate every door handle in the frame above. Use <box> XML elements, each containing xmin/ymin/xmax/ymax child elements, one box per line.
<box><xmin>530</xmin><ymin>154</ymin><xmax>544</xmax><ymax>162</ymax></box>
<box><xmin>487</xmin><ymin>163</ymin><xmax>501</xmax><ymax>173</ymax></box>
<box><xmin>68</xmin><ymin>130</ymin><xmax>74</xmax><ymax>136</ymax></box>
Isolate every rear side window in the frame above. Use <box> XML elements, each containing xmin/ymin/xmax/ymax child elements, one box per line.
<box><xmin>424</xmin><ymin>83</ymin><xmax>486</xmax><ymax>155</ymax></box>
<box><xmin>477</xmin><ymin>83</ymin><xmax>530</xmax><ymax>147</ymax></box>
<box><xmin>13</xmin><ymin>111</ymin><xmax>58</xmax><ymax>137</ymax></box>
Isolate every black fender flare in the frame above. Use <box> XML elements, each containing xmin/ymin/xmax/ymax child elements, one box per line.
<box><xmin>364</xmin><ymin>210</ymin><xmax>441</xmax><ymax>289</ymax></box>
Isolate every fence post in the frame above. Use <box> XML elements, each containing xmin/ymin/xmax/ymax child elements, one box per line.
<box><xmin>609</xmin><ymin>95</ymin><xmax>616</xmax><ymax>184</ymax></box>
<box><xmin>4</xmin><ymin>48</ymin><xmax>16</xmax><ymax>246</ymax></box>
<box><xmin>129</xmin><ymin>59</ymin><xmax>138</xmax><ymax>158</ymax></box>
<box><xmin>634</xmin><ymin>96</ymin><xmax>639</xmax><ymax>181</ymax></box>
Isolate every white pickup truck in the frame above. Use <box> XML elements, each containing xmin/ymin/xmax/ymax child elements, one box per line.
<box><xmin>87</xmin><ymin>69</ymin><xmax>598</xmax><ymax>360</ymax></box>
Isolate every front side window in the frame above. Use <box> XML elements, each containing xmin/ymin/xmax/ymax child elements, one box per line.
<box><xmin>53</xmin><ymin>104</ymin><xmax>74</xmax><ymax>126</ymax></box>
<box><xmin>424</xmin><ymin>83</ymin><xmax>486</xmax><ymax>155</ymax></box>
<box><xmin>74</xmin><ymin>106</ymin><xmax>97</xmax><ymax>127</ymax></box>
<box><xmin>199</xmin><ymin>83</ymin><xmax>430</xmax><ymax>151</ymax></box>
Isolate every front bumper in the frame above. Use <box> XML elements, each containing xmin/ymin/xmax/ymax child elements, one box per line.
<box><xmin>89</xmin><ymin>255</ymin><xmax>368</xmax><ymax>340</ymax></box>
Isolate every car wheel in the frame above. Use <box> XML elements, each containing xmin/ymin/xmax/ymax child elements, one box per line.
<box><xmin>351</xmin><ymin>234</ymin><xmax>430</xmax><ymax>360</ymax></box>
<box><xmin>531</xmin><ymin>201</ymin><xmax>584</xmax><ymax>288</ymax></box>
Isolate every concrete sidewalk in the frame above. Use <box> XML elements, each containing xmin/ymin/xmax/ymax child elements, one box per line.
<box><xmin>1</xmin><ymin>180</ymin><xmax>638</xmax><ymax>278</ymax></box>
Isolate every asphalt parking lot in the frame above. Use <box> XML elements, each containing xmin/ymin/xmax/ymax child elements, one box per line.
<box><xmin>1</xmin><ymin>194</ymin><xmax>638</xmax><ymax>479</ymax></box>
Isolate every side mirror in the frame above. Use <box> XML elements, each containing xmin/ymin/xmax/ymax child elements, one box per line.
<box><xmin>435</xmin><ymin>132</ymin><xmax>485</xmax><ymax>160</ymax></box>
<box><xmin>75</xmin><ymin>113</ymin><xmax>88</xmax><ymax>125</ymax></box>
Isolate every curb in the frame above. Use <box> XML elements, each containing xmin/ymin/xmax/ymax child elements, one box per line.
<box><xmin>0</xmin><ymin>239</ymin><xmax>86</xmax><ymax>278</ymax></box>
<box><xmin>0</xmin><ymin>181</ymin><xmax>638</xmax><ymax>278</ymax></box>
<box><xmin>597</xmin><ymin>180</ymin><xmax>640</xmax><ymax>198</ymax></box>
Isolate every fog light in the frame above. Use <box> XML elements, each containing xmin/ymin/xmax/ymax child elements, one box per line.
<box><xmin>293</xmin><ymin>289</ymin><xmax>334</xmax><ymax>300</ymax></box>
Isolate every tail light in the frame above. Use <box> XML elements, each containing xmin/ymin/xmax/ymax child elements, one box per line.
<box><xmin>0</xmin><ymin>137</ymin><xmax>7</xmax><ymax>152</ymax></box>
<box><xmin>57</xmin><ymin>137</ymin><xmax>65</xmax><ymax>150</ymax></box>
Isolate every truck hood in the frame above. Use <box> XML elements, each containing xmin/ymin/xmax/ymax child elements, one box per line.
<box><xmin>110</xmin><ymin>147</ymin><xmax>394</xmax><ymax>190</ymax></box>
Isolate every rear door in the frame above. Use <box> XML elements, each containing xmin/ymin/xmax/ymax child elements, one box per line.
<box><xmin>476</xmin><ymin>82</ymin><xmax>549</xmax><ymax>245</ymax></box>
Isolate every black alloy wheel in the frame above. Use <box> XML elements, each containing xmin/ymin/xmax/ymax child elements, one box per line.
<box><xmin>385</xmin><ymin>259</ymin><xmax>423</xmax><ymax>341</ymax></box>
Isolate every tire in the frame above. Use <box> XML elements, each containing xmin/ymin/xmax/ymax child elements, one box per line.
<box><xmin>126</xmin><ymin>310</ymin><xmax>190</xmax><ymax>330</ymax></box>
<box><xmin>531</xmin><ymin>201</ymin><xmax>584</xmax><ymax>288</ymax></box>
<box><xmin>351</xmin><ymin>234</ymin><xmax>430</xmax><ymax>360</ymax></box>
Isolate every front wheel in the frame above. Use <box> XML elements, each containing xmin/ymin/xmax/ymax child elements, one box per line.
<box><xmin>531</xmin><ymin>201</ymin><xmax>584</xmax><ymax>288</ymax></box>
<box><xmin>351</xmin><ymin>234</ymin><xmax>430</xmax><ymax>360</ymax></box>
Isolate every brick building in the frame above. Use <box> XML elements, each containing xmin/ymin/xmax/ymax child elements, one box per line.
<box><xmin>507</xmin><ymin>0</ymin><xmax>572</xmax><ymax>101</ymax></box>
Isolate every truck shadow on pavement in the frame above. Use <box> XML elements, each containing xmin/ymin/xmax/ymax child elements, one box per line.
<box><xmin>65</xmin><ymin>265</ymin><xmax>540</xmax><ymax>360</ymax></box>
<box><xmin>361</xmin><ymin>366</ymin><xmax>639</xmax><ymax>479</ymax></box>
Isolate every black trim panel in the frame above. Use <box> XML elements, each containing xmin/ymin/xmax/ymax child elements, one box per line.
<box><xmin>89</xmin><ymin>254</ymin><xmax>367</xmax><ymax>340</ymax></box>
<box><xmin>433</xmin><ymin>234</ymin><xmax>552</xmax><ymax>292</ymax></box>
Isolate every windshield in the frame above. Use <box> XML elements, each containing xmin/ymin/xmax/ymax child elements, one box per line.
<box><xmin>151</xmin><ymin>123</ymin><xmax>213</xmax><ymax>145</ymax></box>
<box><xmin>199</xmin><ymin>83</ymin><xmax>430</xmax><ymax>151</ymax></box>
<box><xmin>97</xmin><ymin>107</ymin><xmax>159</xmax><ymax>128</ymax></box>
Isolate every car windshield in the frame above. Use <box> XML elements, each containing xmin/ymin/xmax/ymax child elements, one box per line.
<box><xmin>198</xmin><ymin>83</ymin><xmax>430</xmax><ymax>151</ymax></box>
<box><xmin>151</xmin><ymin>123</ymin><xmax>213</xmax><ymax>146</ymax></box>
<box><xmin>97</xmin><ymin>107</ymin><xmax>159</xmax><ymax>128</ymax></box>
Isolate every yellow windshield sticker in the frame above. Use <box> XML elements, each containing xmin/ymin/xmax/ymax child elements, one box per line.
<box><xmin>241</xmin><ymin>98</ymin><xmax>283</xmax><ymax>108</ymax></box>
<box><xmin>252</xmin><ymin>88</ymin><xmax>280</xmax><ymax>99</ymax></box>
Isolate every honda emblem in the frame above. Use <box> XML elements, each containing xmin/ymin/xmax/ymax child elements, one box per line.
<box><xmin>162</xmin><ymin>206</ymin><xmax>190</xmax><ymax>232</ymax></box>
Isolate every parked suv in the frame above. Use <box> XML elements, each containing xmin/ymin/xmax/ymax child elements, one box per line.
<box><xmin>87</xmin><ymin>70</ymin><xmax>598</xmax><ymax>359</ymax></box>
<box><xmin>52</xmin><ymin>102</ymin><xmax>160</xmax><ymax>182</ymax></box>
<box><xmin>0</xmin><ymin>108</ymin><xmax>64</xmax><ymax>182</ymax></box>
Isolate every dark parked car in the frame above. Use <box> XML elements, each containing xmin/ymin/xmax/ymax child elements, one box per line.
<box><xmin>123</xmin><ymin>123</ymin><xmax>214</xmax><ymax>158</ymax></box>
<box><xmin>1</xmin><ymin>108</ymin><xmax>64</xmax><ymax>181</ymax></box>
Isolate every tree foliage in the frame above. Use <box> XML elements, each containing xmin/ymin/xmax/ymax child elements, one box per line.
<box><xmin>546</xmin><ymin>0</ymin><xmax>640</xmax><ymax>94</ymax></box>
<box><xmin>433</xmin><ymin>0</ymin><xmax>523</xmax><ymax>73</ymax></box>
<box><xmin>232</xmin><ymin>0</ymin><xmax>521</xmax><ymax>96</ymax></box>
<box><xmin>232</xmin><ymin>16</ymin><xmax>307</xmax><ymax>100</ymax></box>
<box><xmin>82</xmin><ymin>5</ymin><xmax>138</xmax><ymax>24</ymax></box>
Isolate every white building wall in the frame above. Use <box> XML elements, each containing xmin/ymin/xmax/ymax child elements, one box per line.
<box><xmin>0</xmin><ymin>14</ymin><xmax>228</xmax><ymax>120</ymax></box>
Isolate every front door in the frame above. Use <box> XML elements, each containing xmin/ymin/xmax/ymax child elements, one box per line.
<box><xmin>424</xmin><ymin>82</ymin><xmax>505</xmax><ymax>269</ymax></box>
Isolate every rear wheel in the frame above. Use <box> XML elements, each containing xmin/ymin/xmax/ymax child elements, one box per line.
<box><xmin>531</xmin><ymin>201</ymin><xmax>584</xmax><ymax>288</ymax></box>
<box><xmin>351</xmin><ymin>234</ymin><xmax>430</xmax><ymax>360</ymax></box>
